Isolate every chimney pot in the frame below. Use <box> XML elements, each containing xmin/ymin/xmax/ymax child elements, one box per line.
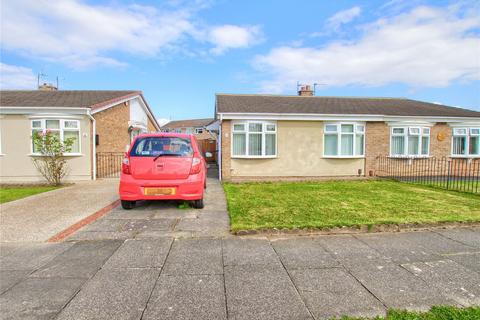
<box><xmin>298</xmin><ymin>84</ymin><xmax>314</xmax><ymax>96</ymax></box>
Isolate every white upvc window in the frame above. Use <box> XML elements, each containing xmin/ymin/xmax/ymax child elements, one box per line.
<box><xmin>231</xmin><ymin>121</ymin><xmax>277</xmax><ymax>158</ymax></box>
<box><xmin>323</xmin><ymin>123</ymin><xmax>365</xmax><ymax>157</ymax></box>
<box><xmin>452</xmin><ymin>127</ymin><xmax>480</xmax><ymax>157</ymax></box>
<box><xmin>390</xmin><ymin>126</ymin><xmax>430</xmax><ymax>157</ymax></box>
<box><xmin>195</xmin><ymin>127</ymin><xmax>204</xmax><ymax>134</ymax></box>
<box><xmin>31</xmin><ymin>119</ymin><xmax>81</xmax><ymax>155</ymax></box>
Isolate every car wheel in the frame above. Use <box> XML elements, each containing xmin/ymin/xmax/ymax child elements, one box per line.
<box><xmin>192</xmin><ymin>199</ymin><xmax>204</xmax><ymax>209</ymax></box>
<box><xmin>121</xmin><ymin>200</ymin><xmax>135</xmax><ymax>210</ymax></box>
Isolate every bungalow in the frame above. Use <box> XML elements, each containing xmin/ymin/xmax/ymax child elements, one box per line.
<box><xmin>215</xmin><ymin>87</ymin><xmax>480</xmax><ymax>181</ymax></box>
<box><xmin>0</xmin><ymin>89</ymin><xmax>160</xmax><ymax>182</ymax></box>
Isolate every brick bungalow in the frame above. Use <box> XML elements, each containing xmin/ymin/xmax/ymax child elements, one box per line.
<box><xmin>215</xmin><ymin>87</ymin><xmax>480</xmax><ymax>181</ymax></box>
<box><xmin>0</xmin><ymin>90</ymin><xmax>160</xmax><ymax>182</ymax></box>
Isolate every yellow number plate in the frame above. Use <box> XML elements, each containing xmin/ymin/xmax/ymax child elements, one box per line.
<box><xmin>144</xmin><ymin>187</ymin><xmax>176</xmax><ymax>196</ymax></box>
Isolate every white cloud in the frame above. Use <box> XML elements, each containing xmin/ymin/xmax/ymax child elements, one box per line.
<box><xmin>0</xmin><ymin>63</ymin><xmax>37</xmax><ymax>89</ymax></box>
<box><xmin>0</xmin><ymin>0</ymin><xmax>259</xmax><ymax>68</ymax></box>
<box><xmin>208</xmin><ymin>25</ymin><xmax>262</xmax><ymax>55</ymax></box>
<box><xmin>255</xmin><ymin>5</ymin><xmax>480</xmax><ymax>93</ymax></box>
<box><xmin>326</xmin><ymin>6</ymin><xmax>362</xmax><ymax>31</ymax></box>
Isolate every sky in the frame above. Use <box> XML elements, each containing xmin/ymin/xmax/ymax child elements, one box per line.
<box><xmin>1</xmin><ymin>0</ymin><xmax>479</xmax><ymax>123</ymax></box>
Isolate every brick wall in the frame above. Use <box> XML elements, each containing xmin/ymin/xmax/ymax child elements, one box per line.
<box><xmin>147</xmin><ymin>118</ymin><xmax>157</xmax><ymax>132</ymax></box>
<box><xmin>221</xmin><ymin>120</ymin><xmax>232</xmax><ymax>180</ymax></box>
<box><xmin>430</xmin><ymin>123</ymin><xmax>451</xmax><ymax>158</ymax></box>
<box><xmin>94</xmin><ymin>102</ymin><xmax>130</xmax><ymax>153</ymax></box>
<box><xmin>365</xmin><ymin>122</ymin><xmax>390</xmax><ymax>176</ymax></box>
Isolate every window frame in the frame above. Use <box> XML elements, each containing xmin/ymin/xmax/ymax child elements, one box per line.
<box><xmin>322</xmin><ymin>122</ymin><xmax>365</xmax><ymax>158</ymax></box>
<box><xmin>451</xmin><ymin>127</ymin><xmax>480</xmax><ymax>158</ymax></box>
<box><xmin>195</xmin><ymin>127</ymin><xmax>204</xmax><ymax>134</ymax></box>
<box><xmin>30</xmin><ymin>119</ymin><xmax>82</xmax><ymax>156</ymax></box>
<box><xmin>231</xmin><ymin>120</ymin><xmax>277</xmax><ymax>159</ymax></box>
<box><xmin>389</xmin><ymin>126</ymin><xmax>430</xmax><ymax>158</ymax></box>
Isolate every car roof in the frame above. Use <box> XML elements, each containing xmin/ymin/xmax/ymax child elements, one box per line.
<box><xmin>136</xmin><ymin>132</ymin><xmax>193</xmax><ymax>139</ymax></box>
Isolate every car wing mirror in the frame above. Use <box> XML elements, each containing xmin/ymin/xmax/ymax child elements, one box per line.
<box><xmin>205</xmin><ymin>152</ymin><xmax>212</xmax><ymax>157</ymax></box>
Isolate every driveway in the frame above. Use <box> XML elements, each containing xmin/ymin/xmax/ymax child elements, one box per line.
<box><xmin>1</xmin><ymin>173</ymin><xmax>480</xmax><ymax>319</ymax></box>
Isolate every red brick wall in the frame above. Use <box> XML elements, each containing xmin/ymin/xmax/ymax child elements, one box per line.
<box><xmin>221</xmin><ymin>120</ymin><xmax>232</xmax><ymax>180</ymax></box>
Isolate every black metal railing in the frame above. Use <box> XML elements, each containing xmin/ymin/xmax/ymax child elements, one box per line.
<box><xmin>96</xmin><ymin>152</ymin><xmax>124</xmax><ymax>178</ymax></box>
<box><xmin>375</xmin><ymin>156</ymin><xmax>480</xmax><ymax>194</ymax></box>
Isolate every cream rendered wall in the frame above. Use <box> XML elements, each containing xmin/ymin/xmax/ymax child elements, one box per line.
<box><xmin>229</xmin><ymin>121</ymin><xmax>364</xmax><ymax>177</ymax></box>
<box><xmin>0</xmin><ymin>114</ymin><xmax>92</xmax><ymax>182</ymax></box>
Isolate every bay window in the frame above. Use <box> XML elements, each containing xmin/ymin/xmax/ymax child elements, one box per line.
<box><xmin>31</xmin><ymin>119</ymin><xmax>81</xmax><ymax>155</ymax></box>
<box><xmin>390</xmin><ymin>126</ymin><xmax>430</xmax><ymax>157</ymax></box>
<box><xmin>324</xmin><ymin>123</ymin><xmax>364</xmax><ymax>157</ymax></box>
<box><xmin>232</xmin><ymin>121</ymin><xmax>276</xmax><ymax>158</ymax></box>
<box><xmin>452</xmin><ymin>127</ymin><xmax>480</xmax><ymax>157</ymax></box>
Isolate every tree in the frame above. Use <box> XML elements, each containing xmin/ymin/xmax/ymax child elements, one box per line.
<box><xmin>31</xmin><ymin>130</ymin><xmax>75</xmax><ymax>186</ymax></box>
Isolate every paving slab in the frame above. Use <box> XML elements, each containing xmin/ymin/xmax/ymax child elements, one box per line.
<box><xmin>143</xmin><ymin>274</ymin><xmax>226</xmax><ymax>320</ymax></box>
<box><xmin>271</xmin><ymin>237</ymin><xmax>339</xmax><ymax>269</ymax></box>
<box><xmin>56</xmin><ymin>268</ymin><xmax>159</xmax><ymax>320</ymax></box>
<box><xmin>0</xmin><ymin>277</ymin><xmax>85</xmax><ymax>320</ymax></box>
<box><xmin>317</xmin><ymin>234</ymin><xmax>382</xmax><ymax>261</ymax></box>
<box><xmin>356</xmin><ymin>233</ymin><xmax>442</xmax><ymax>263</ymax></box>
<box><xmin>397</xmin><ymin>231</ymin><xmax>478</xmax><ymax>254</ymax></box>
<box><xmin>442</xmin><ymin>252</ymin><xmax>480</xmax><ymax>273</ymax></box>
<box><xmin>289</xmin><ymin>267</ymin><xmax>385</xmax><ymax>319</ymax></box>
<box><xmin>0</xmin><ymin>270</ymin><xmax>32</xmax><ymax>295</ymax></box>
<box><xmin>162</xmin><ymin>238</ymin><xmax>223</xmax><ymax>275</ymax></box>
<box><xmin>31</xmin><ymin>240</ymin><xmax>122</xmax><ymax>279</ymax></box>
<box><xmin>103</xmin><ymin>238</ymin><xmax>172</xmax><ymax>269</ymax></box>
<box><xmin>104</xmin><ymin>208</ymin><xmax>155</xmax><ymax>220</ymax></box>
<box><xmin>402</xmin><ymin>259</ymin><xmax>480</xmax><ymax>306</ymax></box>
<box><xmin>175</xmin><ymin>215</ymin><xmax>230</xmax><ymax>237</ymax></box>
<box><xmin>66</xmin><ymin>230</ymin><xmax>136</xmax><ymax>241</ymax></box>
<box><xmin>0</xmin><ymin>242</ymin><xmax>72</xmax><ymax>271</ymax></box>
<box><xmin>224</xmin><ymin>264</ymin><xmax>312</xmax><ymax>320</ymax></box>
<box><xmin>346</xmin><ymin>259</ymin><xmax>456</xmax><ymax>310</ymax></box>
<box><xmin>136</xmin><ymin>230</ymin><xmax>194</xmax><ymax>239</ymax></box>
<box><xmin>222</xmin><ymin>238</ymin><xmax>283</xmax><ymax>268</ymax></box>
<box><xmin>434</xmin><ymin>228</ymin><xmax>480</xmax><ymax>248</ymax></box>
<box><xmin>0</xmin><ymin>243</ymin><xmax>22</xmax><ymax>257</ymax></box>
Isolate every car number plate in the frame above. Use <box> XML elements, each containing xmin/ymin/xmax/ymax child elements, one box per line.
<box><xmin>144</xmin><ymin>187</ymin><xmax>176</xmax><ymax>196</ymax></box>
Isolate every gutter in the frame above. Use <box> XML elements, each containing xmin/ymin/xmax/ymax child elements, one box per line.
<box><xmin>86</xmin><ymin>110</ymin><xmax>97</xmax><ymax>180</ymax></box>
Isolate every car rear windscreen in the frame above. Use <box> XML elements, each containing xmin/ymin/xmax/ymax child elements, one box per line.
<box><xmin>130</xmin><ymin>137</ymin><xmax>193</xmax><ymax>157</ymax></box>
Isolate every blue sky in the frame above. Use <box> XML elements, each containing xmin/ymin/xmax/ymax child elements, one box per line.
<box><xmin>1</xmin><ymin>0</ymin><xmax>479</xmax><ymax>122</ymax></box>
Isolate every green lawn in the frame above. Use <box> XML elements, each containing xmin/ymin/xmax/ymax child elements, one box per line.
<box><xmin>339</xmin><ymin>306</ymin><xmax>479</xmax><ymax>320</ymax></box>
<box><xmin>0</xmin><ymin>186</ymin><xmax>59</xmax><ymax>204</ymax></box>
<box><xmin>223</xmin><ymin>180</ymin><xmax>480</xmax><ymax>232</ymax></box>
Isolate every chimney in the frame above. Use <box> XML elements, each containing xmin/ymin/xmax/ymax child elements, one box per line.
<box><xmin>38</xmin><ymin>83</ymin><xmax>57</xmax><ymax>91</ymax></box>
<box><xmin>298</xmin><ymin>85</ymin><xmax>313</xmax><ymax>96</ymax></box>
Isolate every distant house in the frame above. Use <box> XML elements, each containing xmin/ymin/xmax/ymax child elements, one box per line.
<box><xmin>215</xmin><ymin>86</ymin><xmax>480</xmax><ymax>181</ymax></box>
<box><xmin>0</xmin><ymin>89</ymin><xmax>160</xmax><ymax>182</ymax></box>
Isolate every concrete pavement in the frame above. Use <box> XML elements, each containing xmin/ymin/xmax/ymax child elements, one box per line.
<box><xmin>0</xmin><ymin>179</ymin><xmax>119</xmax><ymax>242</ymax></box>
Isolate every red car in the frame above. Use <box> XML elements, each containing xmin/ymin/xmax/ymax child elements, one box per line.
<box><xmin>119</xmin><ymin>133</ymin><xmax>207</xmax><ymax>210</ymax></box>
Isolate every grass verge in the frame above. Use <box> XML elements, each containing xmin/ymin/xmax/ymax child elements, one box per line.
<box><xmin>338</xmin><ymin>305</ymin><xmax>480</xmax><ymax>319</ymax></box>
<box><xmin>223</xmin><ymin>180</ymin><xmax>480</xmax><ymax>232</ymax></box>
<box><xmin>0</xmin><ymin>185</ymin><xmax>59</xmax><ymax>204</ymax></box>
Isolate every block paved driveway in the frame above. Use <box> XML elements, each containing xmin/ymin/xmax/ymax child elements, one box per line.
<box><xmin>1</xmin><ymin>175</ymin><xmax>480</xmax><ymax>319</ymax></box>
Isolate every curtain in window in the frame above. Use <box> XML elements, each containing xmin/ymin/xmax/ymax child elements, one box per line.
<box><xmin>391</xmin><ymin>136</ymin><xmax>404</xmax><ymax>155</ymax></box>
<box><xmin>341</xmin><ymin>134</ymin><xmax>353</xmax><ymax>155</ymax></box>
<box><xmin>248</xmin><ymin>133</ymin><xmax>262</xmax><ymax>155</ymax></box>
<box><xmin>453</xmin><ymin>136</ymin><xmax>465</xmax><ymax>155</ymax></box>
<box><xmin>421</xmin><ymin>136</ymin><xmax>429</xmax><ymax>155</ymax></box>
<box><xmin>408</xmin><ymin>136</ymin><xmax>419</xmax><ymax>155</ymax></box>
<box><xmin>355</xmin><ymin>135</ymin><xmax>364</xmax><ymax>156</ymax></box>
<box><xmin>469</xmin><ymin>136</ymin><xmax>479</xmax><ymax>155</ymax></box>
<box><xmin>324</xmin><ymin>135</ymin><xmax>338</xmax><ymax>156</ymax></box>
<box><xmin>232</xmin><ymin>133</ymin><xmax>246</xmax><ymax>156</ymax></box>
<box><xmin>64</xmin><ymin>131</ymin><xmax>80</xmax><ymax>153</ymax></box>
<box><xmin>265</xmin><ymin>134</ymin><xmax>276</xmax><ymax>155</ymax></box>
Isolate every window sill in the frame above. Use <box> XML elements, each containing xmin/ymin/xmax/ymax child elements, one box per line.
<box><xmin>322</xmin><ymin>156</ymin><xmax>365</xmax><ymax>159</ymax></box>
<box><xmin>388</xmin><ymin>155</ymin><xmax>430</xmax><ymax>159</ymax></box>
<box><xmin>231</xmin><ymin>155</ymin><xmax>277</xmax><ymax>159</ymax></box>
<box><xmin>28</xmin><ymin>153</ymin><xmax>83</xmax><ymax>157</ymax></box>
<box><xmin>450</xmin><ymin>155</ymin><xmax>480</xmax><ymax>159</ymax></box>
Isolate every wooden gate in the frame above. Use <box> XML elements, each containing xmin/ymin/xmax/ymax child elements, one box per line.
<box><xmin>198</xmin><ymin>139</ymin><xmax>217</xmax><ymax>163</ymax></box>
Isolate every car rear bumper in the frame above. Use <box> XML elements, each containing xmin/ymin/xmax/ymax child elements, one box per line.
<box><xmin>119</xmin><ymin>173</ymin><xmax>204</xmax><ymax>201</ymax></box>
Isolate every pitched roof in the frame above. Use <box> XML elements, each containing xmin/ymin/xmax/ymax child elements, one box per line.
<box><xmin>0</xmin><ymin>90</ymin><xmax>140</xmax><ymax>110</ymax></box>
<box><xmin>161</xmin><ymin>118</ymin><xmax>215</xmax><ymax>129</ymax></box>
<box><xmin>216</xmin><ymin>94</ymin><xmax>480</xmax><ymax>118</ymax></box>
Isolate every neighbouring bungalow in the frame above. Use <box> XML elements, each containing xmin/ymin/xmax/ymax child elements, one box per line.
<box><xmin>0</xmin><ymin>89</ymin><xmax>160</xmax><ymax>182</ymax></box>
<box><xmin>215</xmin><ymin>86</ymin><xmax>480</xmax><ymax>181</ymax></box>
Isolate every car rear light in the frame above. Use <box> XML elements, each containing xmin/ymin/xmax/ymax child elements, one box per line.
<box><xmin>122</xmin><ymin>157</ymin><xmax>131</xmax><ymax>174</ymax></box>
<box><xmin>190</xmin><ymin>157</ymin><xmax>201</xmax><ymax>175</ymax></box>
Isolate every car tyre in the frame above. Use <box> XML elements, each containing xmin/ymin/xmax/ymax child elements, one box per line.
<box><xmin>192</xmin><ymin>199</ymin><xmax>204</xmax><ymax>209</ymax></box>
<box><xmin>121</xmin><ymin>200</ymin><xmax>135</xmax><ymax>210</ymax></box>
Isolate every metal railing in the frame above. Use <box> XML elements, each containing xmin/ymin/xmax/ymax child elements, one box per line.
<box><xmin>375</xmin><ymin>156</ymin><xmax>480</xmax><ymax>194</ymax></box>
<box><xmin>96</xmin><ymin>152</ymin><xmax>124</xmax><ymax>178</ymax></box>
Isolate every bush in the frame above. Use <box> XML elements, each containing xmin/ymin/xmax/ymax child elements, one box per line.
<box><xmin>31</xmin><ymin>130</ymin><xmax>75</xmax><ymax>186</ymax></box>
